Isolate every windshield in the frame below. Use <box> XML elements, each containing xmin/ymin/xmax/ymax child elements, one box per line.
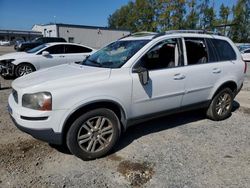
<box><xmin>81</xmin><ymin>40</ymin><xmax>149</xmax><ymax>68</ymax></box>
<box><xmin>27</xmin><ymin>44</ymin><xmax>47</xmax><ymax>53</ymax></box>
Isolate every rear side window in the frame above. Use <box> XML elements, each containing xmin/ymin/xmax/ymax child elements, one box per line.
<box><xmin>64</xmin><ymin>45</ymin><xmax>92</xmax><ymax>53</ymax></box>
<box><xmin>211</xmin><ymin>39</ymin><xmax>236</xmax><ymax>61</ymax></box>
<box><xmin>184</xmin><ymin>38</ymin><xmax>209</xmax><ymax>65</ymax></box>
<box><xmin>44</xmin><ymin>45</ymin><xmax>65</xmax><ymax>54</ymax></box>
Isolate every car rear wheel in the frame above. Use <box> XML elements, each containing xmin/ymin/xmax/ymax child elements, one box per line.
<box><xmin>66</xmin><ymin>108</ymin><xmax>121</xmax><ymax>160</ymax></box>
<box><xmin>206</xmin><ymin>88</ymin><xmax>233</xmax><ymax>121</ymax></box>
<box><xmin>15</xmin><ymin>63</ymin><xmax>35</xmax><ymax>77</ymax></box>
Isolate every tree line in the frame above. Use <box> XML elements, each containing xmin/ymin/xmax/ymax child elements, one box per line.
<box><xmin>108</xmin><ymin>0</ymin><xmax>250</xmax><ymax>42</ymax></box>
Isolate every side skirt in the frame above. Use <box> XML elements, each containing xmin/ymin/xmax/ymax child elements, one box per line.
<box><xmin>126</xmin><ymin>101</ymin><xmax>210</xmax><ymax>127</ymax></box>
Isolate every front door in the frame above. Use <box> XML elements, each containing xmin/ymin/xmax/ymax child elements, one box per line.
<box><xmin>38</xmin><ymin>44</ymin><xmax>68</xmax><ymax>69</ymax></box>
<box><xmin>131</xmin><ymin>38</ymin><xmax>186</xmax><ymax>117</ymax></box>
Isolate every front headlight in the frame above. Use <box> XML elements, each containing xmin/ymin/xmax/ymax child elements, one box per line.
<box><xmin>22</xmin><ymin>92</ymin><xmax>52</xmax><ymax>111</ymax></box>
<box><xmin>5</xmin><ymin>59</ymin><xmax>15</xmax><ymax>63</ymax></box>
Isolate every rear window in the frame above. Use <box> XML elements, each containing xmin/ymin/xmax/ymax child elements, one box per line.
<box><xmin>211</xmin><ymin>39</ymin><xmax>236</xmax><ymax>61</ymax></box>
<box><xmin>65</xmin><ymin>44</ymin><xmax>92</xmax><ymax>53</ymax></box>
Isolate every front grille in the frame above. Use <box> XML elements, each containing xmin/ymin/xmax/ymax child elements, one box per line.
<box><xmin>12</xmin><ymin>89</ymin><xmax>18</xmax><ymax>104</ymax></box>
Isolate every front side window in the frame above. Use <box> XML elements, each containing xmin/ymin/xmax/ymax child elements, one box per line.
<box><xmin>27</xmin><ymin>44</ymin><xmax>47</xmax><ymax>53</ymax></box>
<box><xmin>135</xmin><ymin>38</ymin><xmax>183</xmax><ymax>70</ymax></box>
<box><xmin>42</xmin><ymin>45</ymin><xmax>65</xmax><ymax>54</ymax></box>
<box><xmin>185</xmin><ymin>38</ymin><xmax>209</xmax><ymax>65</ymax></box>
<box><xmin>81</xmin><ymin>40</ymin><xmax>149</xmax><ymax>68</ymax></box>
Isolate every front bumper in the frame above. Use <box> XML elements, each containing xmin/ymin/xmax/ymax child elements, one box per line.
<box><xmin>8</xmin><ymin>93</ymin><xmax>65</xmax><ymax>145</ymax></box>
<box><xmin>10</xmin><ymin>114</ymin><xmax>62</xmax><ymax>144</ymax></box>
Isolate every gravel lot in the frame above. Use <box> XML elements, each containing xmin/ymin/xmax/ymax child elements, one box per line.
<box><xmin>0</xmin><ymin>46</ymin><xmax>250</xmax><ymax>187</ymax></box>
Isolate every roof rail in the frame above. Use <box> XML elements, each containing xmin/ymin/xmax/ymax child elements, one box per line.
<box><xmin>119</xmin><ymin>31</ymin><xmax>158</xmax><ymax>40</ymax></box>
<box><xmin>165</xmin><ymin>30</ymin><xmax>221</xmax><ymax>35</ymax></box>
<box><xmin>131</xmin><ymin>31</ymin><xmax>158</xmax><ymax>36</ymax></box>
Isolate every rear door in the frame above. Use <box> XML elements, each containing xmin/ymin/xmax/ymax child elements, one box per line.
<box><xmin>64</xmin><ymin>44</ymin><xmax>93</xmax><ymax>63</ymax></box>
<box><xmin>181</xmin><ymin>37</ymin><xmax>221</xmax><ymax>106</ymax></box>
<box><xmin>181</xmin><ymin>37</ymin><xmax>238</xmax><ymax>106</ymax></box>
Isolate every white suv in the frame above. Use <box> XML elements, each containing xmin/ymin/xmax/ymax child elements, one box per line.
<box><xmin>8</xmin><ymin>31</ymin><xmax>246</xmax><ymax>160</ymax></box>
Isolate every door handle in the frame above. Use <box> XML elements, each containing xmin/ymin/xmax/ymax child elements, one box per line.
<box><xmin>174</xmin><ymin>73</ymin><xmax>186</xmax><ymax>80</ymax></box>
<box><xmin>212</xmin><ymin>68</ymin><xmax>221</xmax><ymax>74</ymax></box>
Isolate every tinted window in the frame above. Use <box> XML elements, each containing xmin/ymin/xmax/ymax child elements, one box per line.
<box><xmin>43</xmin><ymin>45</ymin><xmax>65</xmax><ymax>54</ymax></box>
<box><xmin>135</xmin><ymin>38</ymin><xmax>183</xmax><ymax>70</ymax></box>
<box><xmin>65</xmin><ymin>45</ymin><xmax>92</xmax><ymax>53</ymax></box>
<box><xmin>211</xmin><ymin>39</ymin><xmax>236</xmax><ymax>61</ymax></box>
<box><xmin>245</xmin><ymin>49</ymin><xmax>250</xmax><ymax>53</ymax></box>
<box><xmin>184</xmin><ymin>38</ymin><xmax>209</xmax><ymax>65</ymax></box>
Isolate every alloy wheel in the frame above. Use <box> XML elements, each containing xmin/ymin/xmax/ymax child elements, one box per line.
<box><xmin>77</xmin><ymin>116</ymin><xmax>114</xmax><ymax>153</ymax></box>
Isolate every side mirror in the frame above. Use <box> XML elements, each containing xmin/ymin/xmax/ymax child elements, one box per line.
<box><xmin>42</xmin><ymin>51</ymin><xmax>50</xmax><ymax>56</ymax></box>
<box><xmin>133</xmin><ymin>67</ymin><xmax>149</xmax><ymax>85</ymax></box>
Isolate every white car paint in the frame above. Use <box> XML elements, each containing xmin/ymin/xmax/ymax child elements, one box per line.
<box><xmin>8</xmin><ymin>32</ymin><xmax>246</xmax><ymax>145</ymax></box>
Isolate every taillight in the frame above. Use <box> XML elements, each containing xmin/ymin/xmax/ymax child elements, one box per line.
<box><xmin>244</xmin><ymin>61</ymin><xmax>247</xmax><ymax>74</ymax></box>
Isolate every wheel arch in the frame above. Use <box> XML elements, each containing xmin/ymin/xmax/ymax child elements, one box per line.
<box><xmin>61</xmin><ymin>100</ymin><xmax>127</xmax><ymax>144</ymax></box>
<box><xmin>212</xmin><ymin>81</ymin><xmax>238</xmax><ymax>99</ymax></box>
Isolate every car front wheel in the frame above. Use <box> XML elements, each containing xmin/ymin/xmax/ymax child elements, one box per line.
<box><xmin>66</xmin><ymin>108</ymin><xmax>121</xmax><ymax>160</ymax></box>
<box><xmin>15</xmin><ymin>63</ymin><xmax>35</xmax><ymax>77</ymax></box>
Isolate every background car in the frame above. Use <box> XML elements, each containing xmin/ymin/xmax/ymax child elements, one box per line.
<box><xmin>0</xmin><ymin>42</ymin><xmax>95</xmax><ymax>77</ymax></box>
<box><xmin>14</xmin><ymin>37</ymin><xmax>67</xmax><ymax>51</ymax></box>
<box><xmin>241</xmin><ymin>48</ymin><xmax>250</xmax><ymax>62</ymax></box>
<box><xmin>238</xmin><ymin>44</ymin><xmax>250</xmax><ymax>52</ymax></box>
<box><xmin>0</xmin><ymin>40</ymin><xmax>11</xmax><ymax>46</ymax></box>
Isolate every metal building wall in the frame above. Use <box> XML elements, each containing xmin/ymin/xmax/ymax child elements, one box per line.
<box><xmin>58</xmin><ymin>26</ymin><xmax>130</xmax><ymax>49</ymax></box>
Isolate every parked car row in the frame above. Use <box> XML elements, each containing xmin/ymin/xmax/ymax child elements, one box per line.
<box><xmin>6</xmin><ymin>30</ymin><xmax>246</xmax><ymax>160</ymax></box>
<box><xmin>14</xmin><ymin>37</ymin><xmax>67</xmax><ymax>51</ymax></box>
<box><xmin>0</xmin><ymin>40</ymin><xmax>11</xmax><ymax>46</ymax></box>
<box><xmin>0</xmin><ymin>42</ymin><xmax>95</xmax><ymax>77</ymax></box>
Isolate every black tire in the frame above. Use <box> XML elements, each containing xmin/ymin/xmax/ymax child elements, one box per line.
<box><xmin>66</xmin><ymin>108</ymin><xmax>121</xmax><ymax>160</ymax></box>
<box><xmin>15</xmin><ymin>63</ymin><xmax>35</xmax><ymax>77</ymax></box>
<box><xmin>206</xmin><ymin>88</ymin><xmax>234</xmax><ymax>121</ymax></box>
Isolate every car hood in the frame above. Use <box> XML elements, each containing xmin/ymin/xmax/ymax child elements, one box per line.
<box><xmin>0</xmin><ymin>52</ymin><xmax>31</xmax><ymax>60</ymax></box>
<box><xmin>12</xmin><ymin>63</ymin><xmax>111</xmax><ymax>90</ymax></box>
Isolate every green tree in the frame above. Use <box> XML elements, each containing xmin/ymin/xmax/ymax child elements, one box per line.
<box><xmin>108</xmin><ymin>2</ymin><xmax>137</xmax><ymax>31</ymax></box>
<box><xmin>170</xmin><ymin>0</ymin><xmax>186</xmax><ymax>29</ymax></box>
<box><xmin>156</xmin><ymin>0</ymin><xmax>173</xmax><ymax>31</ymax></box>
<box><xmin>218</xmin><ymin>3</ymin><xmax>230</xmax><ymax>35</ymax></box>
<box><xmin>230</xmin><ymin>0</ymin><xmax>250</xmax><ymax>42</ymax></box>
<box><xmin>185</xmin><ymin>0</ymin><xmax>199</xmax><ymax>29</ymax></box>
<box><xmin>198</xmin><ymin>0</ymin><xmax>217</xmax><ymax>30</ymax></box>
<box><xmin>133</xmin><ymin>0</ymin><xmax>157</xmax><ymax>31</ymax></box>
<box><xmin>108</xmin><ymin>0</ymin><xmax>157</xmax><ymax>32</ymax></box>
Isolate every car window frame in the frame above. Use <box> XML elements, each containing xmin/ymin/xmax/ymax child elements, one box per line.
<box><xmin>64</xmin><ymin>44</ymin><xmax>93</xmax><ymax>54</ymax></box>
<box><xmin>132</xmin><ymin>37</ymin><xmax>184</xmax><ymax>72</ymax></box>
<box><xmin>37</xmin><ymin>44</ymin><xmax>65</xmax><ymax>55</ymax></box>
<box><xmin>210</xmin><ymin>38</ymin><xmax>237</xmax><ymax>61</ymax></box>
<box><xmin>183</xmin><ymin>37</ymin><xmax>214</xmax><ymax>66</ymax></box>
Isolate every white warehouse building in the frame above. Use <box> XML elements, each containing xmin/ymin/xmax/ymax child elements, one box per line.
<box><xmin>32</xmin><ymin>23</ymin><xmax>130</xmax><ymax>49</ymax></box>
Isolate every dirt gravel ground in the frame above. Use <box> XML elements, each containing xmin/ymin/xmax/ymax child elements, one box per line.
<box><xmin>0</xmin><ymin>47</ymin><xmax>250</xmax><ymax>187</ymax></box>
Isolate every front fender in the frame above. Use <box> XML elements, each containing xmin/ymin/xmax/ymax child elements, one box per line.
<box><xmin>57</xmin><ymin>96</ymin><xmax>129</xmax><ymax>132</ymax></box>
